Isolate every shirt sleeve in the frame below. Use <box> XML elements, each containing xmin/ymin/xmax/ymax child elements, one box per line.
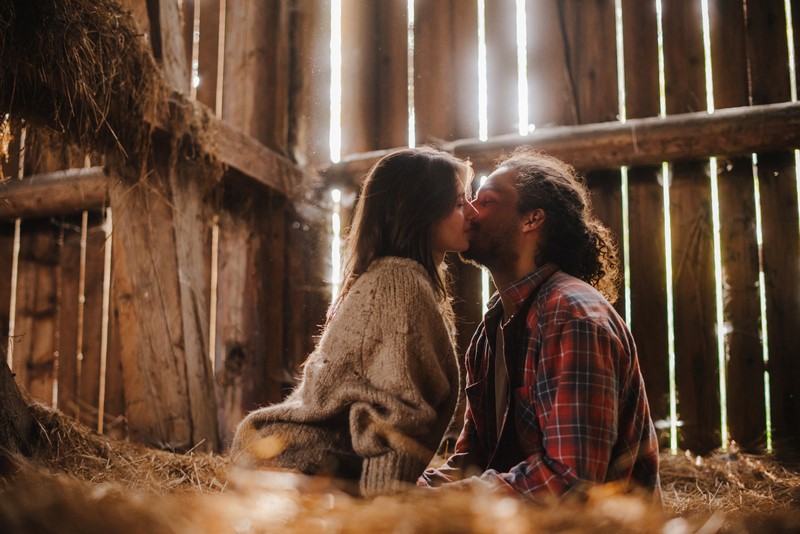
<box><xmin>417</xmin><ymin>396</ymin><xmax>484</xmax><ymax>486</ymax></box>
<box><xmin>483</xmin><ymin>317</ymin><xmax>621</xmax><ymax>498</ymax></box>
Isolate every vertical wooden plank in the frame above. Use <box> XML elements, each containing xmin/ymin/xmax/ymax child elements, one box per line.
<box><xmin>709</xmin><ymin>0</ymin><xmax>765</xmax><ymax>451</ymax></box>
<box><xmin>182</xmin><ymin>0</ymin><xmax>196</xmax><ymax>80</ymax></box>
<box><xmin>718</xmin><ymin>157</ymin><xmax>765</xmax><ymax>450</ymax></box>
<box><xmin>291</xmin><ymin>0</ymin><xmax>331</xmax><ymax>166</ymax></box>
<box><xmin>108</xmin><ymin>149</ymin><xmax>218</xmax><ymax>451</ymax></box>
<box><xmin>13</xmin><ymin>219</ymin><xmax>60</xmax><ymax>405</ymax></box>
<box><xmin>527</xmin><ymin>1</ymin><xmax>574</xmax><ymax>127</ymax></box>
<box><xmin>627</xmin><ymin>165</ymin><xmax>670</xmax><ymax>440</ymax></box>
<box><xmin>747</xmin><ymin>0</ymin><xmax>791</xmax><ymax>106</ymax></box>
<box><xmin>589</xmin><ymin>169</ymin><xmax>625</xmax><ymax>319</ymax></box>
<box><xmin>758</xmin><ymin>152</ymin><xmax>800</xmax><ymax>456</ymax></box>
<box><xmin>560</xmin><ymin>0</ymin><xmax>619</xmax><ymax>124</ymax></box>
<box><xmin>215</xmin><ymin>180</ymin><xmax>285</xmax><ymax>446</ymax></box>
<box><xmin>55</xmin><ymin>216</ymin><xmax>82</xmax><ymax>421</ymax></box>
<box><xmin>485</xmin><ymin>0</ymin><xmax>517</xmax><ymax>136</ymax></box>
<box><xmin>147</xmin><ymin>0</ymin><xmax>191</xmax><ymax>93</ymax></box>
<box><xmin>376</xmin><ymin>1</ymin><xmax>408</xmax><ymax>149</ymax></box>
<box><xmin>222</xmin><ymin>0</ymin><xmax>292</xmax><ymax>154</ymax></box>
<box><xmin>663</xmin><ymin>0</ymin><xmax>720</xmax><ymax>454</ymax></box>
<box><xmin>108</xmin><ymin>224</ymin><xmax>141</xmax><ymax>441</ymax></box>
<box><xmin>109</xmin><ymin>174</ymin><xmax>193</xmax><ymax>448</ymax></box>
<box><xmin>452</xmin><ymin>0</ymin><xmax>479</xmax><ymax>139</ymax></box>
<box><xmin>621</xmin><ymin>0</ymin><xmax>659</xmax><ymax>120</ymax></box>
<box><xmin>340</xmin><ymin>1</ymin><xmax>379</xmax><ymax>155</ymax></box>
<box><xmin>621</xmin><ymin>0</ymin><xmax>669</xmax><ymax>443</ymax></box>
<box><xmin>415</xmin><ymin>0</ymin><xmax>477</xmax><ymax>142</ymax></box>
<box><xmin>283</xmin><ymin>203</ymin><xmax>328</xmax><ymax>382</ymax></box>
<box><xmin>748</xmin><ymin>0</ymin><xmax>800</xmax><ymax>456</ymax></box>
<box><xmin>668</xmin><ymin>159</ymin><xmax>719</xmax><ymax>454</ymax></box>
<box><xmin>76</xmin><ymin>216</ymin><xmax>110</xmax><ymax>427</ymax></box>
<box><xmin>561</xmin><ymin>1</ymin><xmax>622</xmax><ymax>314</ymax></box>
<box><xmin>196</xmin><ymin>0</ymin><xmax>221</xmax><ymax>111</ymax></box>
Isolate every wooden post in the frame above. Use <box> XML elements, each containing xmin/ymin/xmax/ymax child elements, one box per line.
<box><xmin>108</xmin><ymin>146</ymin><xmax>219</xmax><ymax>452</ymax></box>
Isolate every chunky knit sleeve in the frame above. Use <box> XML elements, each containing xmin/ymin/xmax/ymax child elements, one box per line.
<box><xmin>230</xmin><ymin>258</ymin><xmax>458</xmax><ymax>497</ymax></box>
<box><xmin>343</xmin><ymin>261</ymin><xmax>459</xmax><ymax>497</ymax></box>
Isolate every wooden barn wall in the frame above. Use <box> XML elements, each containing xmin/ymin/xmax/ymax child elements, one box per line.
<box><xmin>2</xmin><ymin>0</ymin><xmax>799</xmax><ymax>458</ymax></box>
<box><xmin>0</xmin><ymin>0</ymin><xmax>330</xmax><ymax>452</ymax></box>
<box><xmin>323</xmin><ymin>0</ymin><xmax>800</xmax><ymax>457</ymax></box>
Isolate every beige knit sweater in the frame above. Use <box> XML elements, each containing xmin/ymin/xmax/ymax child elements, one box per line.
<box><xmin>231</xmin><ymin>257</ymin><xmax>459</xmax><ymax>497</ymax></box>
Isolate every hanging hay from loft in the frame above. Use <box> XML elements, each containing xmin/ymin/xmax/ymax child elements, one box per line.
<box><xmin>0</xmin><ymin>0</ymin><xmax>162</xmax><ymax>168</ymax></box>
<box><xmin>2</xmin><ymin>403</ymin><xmax>799</xmax><ymax>533</ymax></box>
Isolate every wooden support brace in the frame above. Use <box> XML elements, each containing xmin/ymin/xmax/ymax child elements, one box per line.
<box><xmin>322</xmin><ymin>101</ymin><xmax>800</xmax><ymax>185</ymax></box>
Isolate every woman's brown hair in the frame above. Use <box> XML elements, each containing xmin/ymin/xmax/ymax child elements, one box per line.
<box><xmin>329</xmin><ymin>146</ymin><xmax>473</xmax><ymax>319</ymax></box>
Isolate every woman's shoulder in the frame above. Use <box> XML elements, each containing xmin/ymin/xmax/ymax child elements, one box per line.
<box><xmin>358</xmin><ymin>256</ymin><xmax>436</xmax><ymax>297</ymax></box>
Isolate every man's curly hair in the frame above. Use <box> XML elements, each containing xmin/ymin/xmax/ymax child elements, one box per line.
<box><xmin>498</xmin><ymin>148</ymin><xmax>621</xmax><ymax>303</ymax></box>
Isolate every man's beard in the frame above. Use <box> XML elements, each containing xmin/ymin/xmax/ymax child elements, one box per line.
<box><xmin>460</xmin><ymin>231</ymin><xmax>516</xmax><ymax>271</ymax></box>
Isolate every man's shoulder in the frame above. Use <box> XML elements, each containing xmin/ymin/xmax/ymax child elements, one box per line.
<box><xmin>530</xmin><ymin>270</ymin><xmax>619</xmax><ymax>324</ymax></box>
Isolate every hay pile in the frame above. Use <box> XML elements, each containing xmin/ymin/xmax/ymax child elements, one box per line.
<box><xmin>0</xmin><ymin>0</ymin><xmax>161</xmax><ymax>166</ymax></box>
<box><xmin>2</xmin><ymin>404</ymin><xmax>800</xmax><ymax>533</ymax></box>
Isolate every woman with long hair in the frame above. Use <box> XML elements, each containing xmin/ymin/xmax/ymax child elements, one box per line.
<box><xmin>231</xmin><ymin>146</ymin><xmax>476</xmax><ymax>497</ymax></box>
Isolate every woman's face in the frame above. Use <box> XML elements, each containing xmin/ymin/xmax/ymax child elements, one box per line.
<box><xmin>431</xmin><ymin>176</ymin><xmax>478</xmax><ymax>262</ymax></box>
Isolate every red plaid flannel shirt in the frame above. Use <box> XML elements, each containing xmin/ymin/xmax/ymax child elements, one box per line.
<box><xmin>421</xmin><ymin>263</ymin><xmax>660</xmax><ymax>498</ymax></box>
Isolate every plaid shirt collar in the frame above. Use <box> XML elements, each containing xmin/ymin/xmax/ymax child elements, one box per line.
<box><xmin>486</xmin><ymin>262</ymin><xmax>559</xmax><ymax>322</ymax></box>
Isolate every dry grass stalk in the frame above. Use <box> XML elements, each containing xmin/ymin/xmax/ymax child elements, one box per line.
<box><xmin>2</xmin><ymin>405</ymin><xmax>800</xmax><ymax>533</ymax></box>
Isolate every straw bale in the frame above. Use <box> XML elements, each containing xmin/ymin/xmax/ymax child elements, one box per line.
<box><xmin>0</xmin><ymin>0</ymin><xmax>162</xmax><ymax>169</ymax></box>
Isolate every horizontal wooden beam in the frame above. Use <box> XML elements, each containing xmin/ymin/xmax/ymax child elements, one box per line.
<box><xmin>159</xmin><ymin>93</ymin><xmax>312</xmax><ymax>198</ymax></box>
<box><xmin>211</xmin><ymin>117</ymin><xmax>306</xmax><ymax>196</ymax></box>
<box><xmin>322</xmin><ymin>101</ymin><xmax>800</xmax><ymax>185</ymax></box>
<box><xmin>0</xmin><ymin>166</ymin><xmax>107</xmax><ymax>219</ymax></box>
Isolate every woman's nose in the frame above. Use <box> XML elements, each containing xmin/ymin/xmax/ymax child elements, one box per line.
<box><xmin>465</xmin><ymin>201</ymin><xmax>478</xmax><ymax>220</ymax></box>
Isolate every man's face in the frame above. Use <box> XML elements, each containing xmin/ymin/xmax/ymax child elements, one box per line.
<box><xmin>461</xmin><ymin>167</ymin><xmax>522</xmax><ymax>269</ymax></box>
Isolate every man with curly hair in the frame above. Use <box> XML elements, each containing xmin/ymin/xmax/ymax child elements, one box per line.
<box><xmin>420</xmin><ymin>149</ymin><xmax>661</xmax><ymax>500</ymax></box>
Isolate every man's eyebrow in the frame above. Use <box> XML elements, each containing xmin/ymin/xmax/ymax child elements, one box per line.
<box><xmin>478</xmin><ymin>184</ymin><xmax>502</xmax><ymax>193</ymax></box>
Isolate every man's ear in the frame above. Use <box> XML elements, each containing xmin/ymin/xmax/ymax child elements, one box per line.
<box><xmin>521</xmin><ymin>209</ymin><xmax>545</xmax><ymax>233</ymax></box>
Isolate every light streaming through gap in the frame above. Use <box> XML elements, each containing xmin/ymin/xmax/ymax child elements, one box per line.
<box><xmin>752</xmin><ymin>154</ymin><xmax>773</xmax><ymax>452</ymax></box>
<box><xmin>477</xmin><ymin>0</ymin><xmax>488</xmax><ymax>142</ymax></box>
<box><xmin>7</xmin><ymin>126</ymin><xmax>25</xmax><ymax>368</ymax></box>
<box><xmin>701</xmin><ymin>0</ymin><xmax>729</xmax><ymax>449</ymax></box>
<box><xmin>613</xmin><ymin>0</ymin><xmax>632</xmax><ymax>326</ymax></box>
<box><xmin>97</xmin><ymin>208</ymin><xmax>113</xmax><ymax>434</ymax></box>
<box><xmin>76</xmin><ymin>211</ymin><xmax>89</xmax><ymax>421</ymax></box>
<box><xmin>190</xmin><ymin>1</ymin><xmax>201</xmax><ymax>97</ymax></box>
<box><xmin>330</xmin><ymin>0</ymin><xmax>342</xmax><ymax>163</ymax></box>
<box><xmin>516</xmin><ymin>0</ymin><xmax>530</xmax><ymax>136</ymax></box>
<box><xmin>407</xmin><ymin>0</ymin><xmax>416</xmax><ymax>148</ymax></box>
<box><xmin>656</xmin><ymin>0</ymin><xmax>680</xmax><ymax>455</ymax></box>
<box><xmin>330</xmin><ymin>189</ymin><xmax>342</xmax><ymax>303</ymax></box>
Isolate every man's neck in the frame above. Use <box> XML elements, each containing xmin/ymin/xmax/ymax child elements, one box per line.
<box><xmin>491</xmin><ymin>260</ymin><xmax>539</xmax><ymax>322</ymax></box>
